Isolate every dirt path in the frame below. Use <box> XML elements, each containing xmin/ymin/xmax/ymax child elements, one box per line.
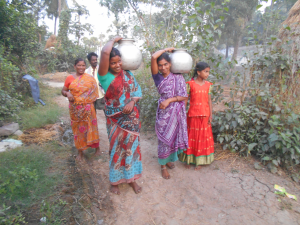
<box><xmin>51</xmin><ymin>82</ymin><xmax>300</xmax><ymax>225</ymax></box>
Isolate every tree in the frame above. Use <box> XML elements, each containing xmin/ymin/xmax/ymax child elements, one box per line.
<box><xmin>45</xmin><ymin>0</ymin><xmax>68</xmax><ymax>35</ymax></box>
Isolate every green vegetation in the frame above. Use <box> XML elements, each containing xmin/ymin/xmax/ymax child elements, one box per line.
<box><xmin>0</xmin><ymin>142</ymin><xmax>67</xmax><ymax>223</ymax></box>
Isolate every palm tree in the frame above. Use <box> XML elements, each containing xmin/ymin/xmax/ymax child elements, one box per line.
<box><xmin>45</xmin><ymin>0</ymin><xmax>69</xmax><ymax>35</ymax></box>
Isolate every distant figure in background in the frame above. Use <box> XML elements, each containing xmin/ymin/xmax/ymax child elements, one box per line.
<box><xmin>61</xmin><ymin>58</ymin><xmax>101</xmax><ymax>161</ymax></box>
<box><xmin>86</xmin><ymin>52</ymin><xmax>105</xmax><ymax>110</ymax></box>
<box><xmin>44</xmin><ymin>34</ymin><xmax>57</xmax><ymax>50</ymax></box>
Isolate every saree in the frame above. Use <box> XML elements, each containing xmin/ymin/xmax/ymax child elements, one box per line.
<box><xmin>104</xmin><ymin>70</ymin><xmax>143</xmax><ymax>185</ymax></box>
<box><xmin>68</xmin><ymin>73</ymin><xmax>100</xmax><ymax>151</ymax></box>
<box><xmin>153</xmin><ymin>73</ymin><xmax>189</xmax><ymax>165</ymax></box>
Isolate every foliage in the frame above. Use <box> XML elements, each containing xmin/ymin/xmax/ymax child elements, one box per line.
<box><xmin>0</xmin><ymin>205</ymin><xmax>26</xmax><ymax>225</ymax></box>
<box><xmin>213</xmin><ymin>28</ymin><xmax>300</xmax><ymax>168</ymax></box>
<box><xmin>40</xmin><ymin>199</ymin><xmax>68</xmax><ymax>225</ymax></box>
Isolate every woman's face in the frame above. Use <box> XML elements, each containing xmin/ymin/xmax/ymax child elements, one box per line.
<box><xmin>158</xmin><ymin>59</ymin><xmax>171</xmax><ymax>76</ymax></box>
<box><xmin>109</xmin><ymin>56</ymin><xmax>122</xmax><ymax>74</ymax></box>
<box><xmin>74</xmin><ymin>61</ymin><xmax>86</xmax><ymax>75</ymax></box>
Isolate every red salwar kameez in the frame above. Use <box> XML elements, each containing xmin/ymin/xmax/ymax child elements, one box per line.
<box><xmin>179</xmin><ymin>80</ymin><xmax>214</xmax><ymax>166</ymax></box>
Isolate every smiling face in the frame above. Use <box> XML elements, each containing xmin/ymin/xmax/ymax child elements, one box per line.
<box><xmin>74</xmin><ymin>61</ymin><xmax>86</xmax><ymax>75</ymax></box>
<box><xmin>158</xmin><ymin>59</ymin><xmax>171</xmax><ymax>76</ymax></box>
<box><xmin>197</xmin><ymin>67</ymin><xmax>210</xmax><ymax>80</ymax></box>
<box><xmin>109</xmin><ymin>56</ymin><xmax>122</xmax><ymax>75</ymax></box>
<box><xmin>89</xmin><ymin>55</ymin><xmax>98</xmax><ymax>68</ymax></box>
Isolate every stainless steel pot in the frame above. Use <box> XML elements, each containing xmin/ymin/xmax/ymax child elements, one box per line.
<box><xmin>116</xmin><ymin>39</ymin><xmax>142</xmax><ymax>70</ymax></box>
<box><xmin>170</xmin><ymin>49</ymin><xmax>193</xmax><ymax>74</ymax></box>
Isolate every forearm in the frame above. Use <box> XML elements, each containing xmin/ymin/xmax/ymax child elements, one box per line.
<box><xmin>61</xmin><ymin>89</ymin><xmax>68</xmax><ymax>97</ymax></box>
<box><xmin>101</xmin><ymin>40</ymin><xmax>115</xmax><ymax>56</ymax></box>
<box><xmin>151</xmin><ymin>49</ymin><xmax>166</xmax><ymax>60</ymax></box>
<box><xmin>209</xmin><ymin>98</ymin><xmax>213</xmax><ymax>116</ymax></box>
<box><xmin>168</xmin><ymin>96</ymin><xmax>188</xmax><ymax>103</ymax></box>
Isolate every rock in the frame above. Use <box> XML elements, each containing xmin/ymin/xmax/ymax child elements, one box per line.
<box><xmin>0</xmin><ymin>123</ymin><xmax>19</xmax><ymax>136</ymax></box>
<box><xmin>13</xmin><ymin>130</ymin><xmax>23</xmax><ymax>136</ymax></box>
<box><xmin>40</xmin><ymin>217</ymin><xmax>47</xmax><ymax>223</ymax></box>
<box><xmin>98</xmin><ymin>219</ymin><xmax>104</xmax><ymax>225</ymax></box>
<box><xmin>0</xmin><ymin>139</ymin><xmax>22</xmax><ymax>152</ymax></box>
<box><xmin>291</xmin><ymin>174</ymin><xmax>299</xmax><ymax>183</ymax></box>
<box><xmin>267</xmin><ymin>163</ymin><xmax>277</xmax><ymax>174</ymax></box>
<box><xmin>254</xmin><ymin>162</ymin><xmax>262</xmax><ymax>170</ymax></box>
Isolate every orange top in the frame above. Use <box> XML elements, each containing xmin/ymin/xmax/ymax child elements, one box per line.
<box><xmin>64</xmin><ymin>75</ymin><xmax>76</xmax><ymax>89</ymax></box>
<box><xmin>186</xmin><ymin>80</ymin><xmax>212</xmax><ymax>117</ymax></box>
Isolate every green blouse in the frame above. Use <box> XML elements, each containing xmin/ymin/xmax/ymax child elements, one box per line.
<box><xmin>97</xmin><ymin>72</ymin><xmax>115</xmax><ymax>93</ymax></box>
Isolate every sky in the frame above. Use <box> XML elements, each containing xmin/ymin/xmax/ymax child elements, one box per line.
<box><xmin>43</xmin><ymin>0</ymin><xmax>272</xmax><ymax>40</ymax></box>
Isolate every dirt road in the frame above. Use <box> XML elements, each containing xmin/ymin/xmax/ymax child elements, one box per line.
<box><xmin>52</xmin><ymin>82</ymin><xmax>300</xmax><ymax>225</ymax></box>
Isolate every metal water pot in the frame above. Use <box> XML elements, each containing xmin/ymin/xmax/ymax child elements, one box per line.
<box><xmin>116</xmin><ymin>39</ymin><xmax>142</xmax><ymax>70</ymax></box>
<box><xmin>170</xmin><ymin>49</ymin><xmax>193</xmax><ymax>73</ymax></box>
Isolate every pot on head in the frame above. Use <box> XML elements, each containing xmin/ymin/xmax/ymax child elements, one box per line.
<box><xmin>170</xmin><ymin>49</ymin><xmax>193</xmax><ymax>74</ymax></box>
<box><xmin>116</xmin><ymin>39</ymin><xmax>142</xmax><ymax>70</ymax></box>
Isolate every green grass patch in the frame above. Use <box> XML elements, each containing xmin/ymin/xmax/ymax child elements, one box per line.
<box><xmin>14</xmin><ymin>84</ymin><xmax>66</xmax><ymax>130</ymax></box>
<box><xmin>0</xmin><ymin>142</ymin><xmax>66</xmax><ymax>210</ymax></box>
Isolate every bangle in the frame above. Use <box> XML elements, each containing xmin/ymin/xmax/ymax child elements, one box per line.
<box><xmin>176</xmin><ymin>97</ymin><xmax>178</xmax><ymax>102</ymax></box>
<box><xmin>131</xmin><ymin>99</ymin><xmax>137</xmax><ymax>104</ymax></box>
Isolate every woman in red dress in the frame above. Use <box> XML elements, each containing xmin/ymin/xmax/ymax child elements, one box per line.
<box><xmin>179</xmin><ymin>62</ymin><xmax>214</xmax><ymax>170</ymax></box>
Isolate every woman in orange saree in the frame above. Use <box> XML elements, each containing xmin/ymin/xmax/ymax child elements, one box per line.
<box><xmin>61</xmin><ymin>58</ymin><xmax>100</xmax><ymax>161</ymax></box>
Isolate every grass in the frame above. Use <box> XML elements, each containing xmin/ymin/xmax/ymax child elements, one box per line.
<box><xmin>14</xmin><ymin>84</ymin><xmax>65</xmax><ymax>130</ymax></box>
<box><xmin>0</xmin><ymin>142</ymin><xmax>69</xmax><ymax>222</ymax></box>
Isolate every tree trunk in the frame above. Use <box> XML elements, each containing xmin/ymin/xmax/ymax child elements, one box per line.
<box><xmin>231</xmin><ymin>35</ymin><xmax>241</xmax><ymax>61</ymax></box>
<box><xmin>54</xmin><ymin>16</ymin><xmax>57</xmax><ymax>35</ymax></box>
<box><xmin>225</xmin><ymin>40</ymin><xmax>229</xmax><ymax>58</ymax></box>
<box><xmin>58</xmin><ymin>0</ymin><xmax>62</xmax><ymax>17</ymax></box>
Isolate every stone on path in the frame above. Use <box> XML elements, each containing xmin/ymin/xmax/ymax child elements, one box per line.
<box><xmin>13</xmin><ymin>130</ymin><xmax>24</xmax><ymax>136</ymax></box>
<box><xmin>0</xmin><ymin>123</ymin><xmax>19</xmax><ymax>136</ymax></box>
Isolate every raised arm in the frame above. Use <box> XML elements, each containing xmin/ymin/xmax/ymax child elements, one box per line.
<box><xmin>151</xmin><ymin>47</ymin><xmax>174</xmax><ymax>75</ymax></box>
<box><xmin>98</xmin><ymin>36</ymin><xmax>123</xmax><ymax>76</ymax></box>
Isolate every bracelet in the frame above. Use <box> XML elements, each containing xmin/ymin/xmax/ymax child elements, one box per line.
<box><xmin>131</xmin><ymin>99</ymin><xmax>137</xmax><ymax>104</ymax></box>
<box><xmin>176</xmin><ymin>97</ymin><xmax>178</xmax><ymax>102</ymax></box>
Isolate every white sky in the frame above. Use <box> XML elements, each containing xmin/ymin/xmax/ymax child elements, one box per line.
<box><xmin>42</xmin><ymin>0</ymin><xmax>272</xmax><ymax>40</ymax></box>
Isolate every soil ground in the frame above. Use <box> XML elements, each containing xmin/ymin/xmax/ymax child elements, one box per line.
<box><xmin>51</xmin><ymin>81</ymin><xmax>300</xmax><ymax>225</ymax></box>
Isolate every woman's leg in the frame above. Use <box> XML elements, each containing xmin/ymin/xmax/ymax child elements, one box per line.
<box><xmin>76</xmin><ymin>150</ymin><xmax>84</xmax><ymax>161</ymax></box>
<box><xmin>110</xmin><ymin>185</ymin><xmax>120</xmax><ymax>195</ymax></box>
<box><xmin>161</xmin><ymin>165</ymin><xmax>171</xmax><ymax>179</ymax></box>
<box><xmin>129</xmin><ymin>181</ymin><xmax>142</xmax><ymax>194</ymax></box>
<box><xmin>94</xmin><ymin>146</ymin><xmax>101</xmax><ymax>156</ymax></box>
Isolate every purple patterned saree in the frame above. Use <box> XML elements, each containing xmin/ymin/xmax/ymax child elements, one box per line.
<box><xmin>153</xmin><ymin>72</ymin><xmax>189</xmax><ymax>165</ymax></box>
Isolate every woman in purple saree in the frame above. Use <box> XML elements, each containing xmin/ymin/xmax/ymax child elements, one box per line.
<box><xmin>151</xmin><ymin>47</ymin><xmax>189</xmax><ymax>179</ymax></box>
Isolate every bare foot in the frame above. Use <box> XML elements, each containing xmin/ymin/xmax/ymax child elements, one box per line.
<box><xmin>129</xmin><ymin>182</ymin><xmax>142</xmax><ymax>194</ymax></box>
<box><xmin>166</xmin><ymin>162</ymin><xmax>175</xmax><ymax>169</ymax></box>
<box><xmin>185</xmin><ymin>164</ymin><xmax>191</xmax><ymax>169</ymax></box>
<box><xmin>161</xmin><ymin>166</ymin><xmax>170</xmax><ymax>179</ymax></box>
<box><xmin>76</xmin><ymin>151</ymin><xmax>84</xmax><ymax>161</ymax></box>
<box><xmin>94</xmin><ymin>147</ymin><xmax>101</xmax><ymax>157</ymax></box>
<box><xmin>110</xmin><ymin>185</ymin><xmax>120</xmax><ymax>195</ymax></box>
<box><xmin>195</xmin><ymin>165</ymin><xmax>201</xmax><ymax>171</ymax></box>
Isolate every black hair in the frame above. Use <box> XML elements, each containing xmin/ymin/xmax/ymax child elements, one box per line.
<box><xmin>157</xmin><ymin>52</ymin><xmax>171</xmax><ymax>64</ymax></box>
<box><xmin>87</xmin><ymin>52</ymin><xmax>98</xmax><ymax>61</ymax></box>
<box><xmin>110</xmin><ymin>47</ymin><xmax>121</xmax><ymax>59</ymax></box>
<box><xmin>193</xmin><ymin>62</ymin><xmax>210</xmax><ymax>78</ymax></box>
<box><xmin>74</xmin><ymin>58</ymin><xmax>86</xmax><ymax>66</ymax></box>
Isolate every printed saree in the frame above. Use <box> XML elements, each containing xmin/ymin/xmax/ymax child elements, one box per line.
<box><xmin>68</xmin><ymin>73</ymin><xmax>100</xmax><ymax>151</ymax></box>
<box><xmin>104</xmin><ymin>70</ymin><xmax>143</xmax><ymax>185</ymax></box>
<box><xmin>153</xmin><ymin>73</ymin><xmax>189</xmax><ymax>165</ymax></box>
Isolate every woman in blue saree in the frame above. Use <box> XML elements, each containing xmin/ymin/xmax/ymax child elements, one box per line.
<box><xmin>98</xmin><ymin>36</ymin><xmax>143</xmax><ymax>195</ymax></box>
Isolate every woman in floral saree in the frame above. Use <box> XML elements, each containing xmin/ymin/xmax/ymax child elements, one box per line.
<box><xmin>61</xmin><ymin>58</ymin><xmax>100</xmax><ymax>161</ymax></box>
<box><xmin>151</xmin><ymin>48</ymin><xmax>189</xmax><ymax>179</ymax></box>
<box><xmin>98</xmin><ymin>36</ymin><xmax>143</xmax><ymax>195</ymax></box>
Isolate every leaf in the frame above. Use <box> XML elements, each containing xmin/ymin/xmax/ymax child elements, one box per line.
<box><xmin>224</xmin><ymin>7</ymin><xmax>228</xmax><ymax>12</ymax></box>
<box><xmin>256</xmin><ymin>4</ymin><xmax>263</xmax><ymax>10</ymax></box>
<box><xmin>248</xmin><ymin>143</ymin><xmax>257</xmax><ymax>152</ymax></box>
<box><xmin>272</xmin><ymin>160</ymin><xmax>279</xmax><ymax>167</ymax></box>
<box><xmin>262</xmin><ymin>156</ymin><xmax>271</xmax><ymax>161</ymax></box>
